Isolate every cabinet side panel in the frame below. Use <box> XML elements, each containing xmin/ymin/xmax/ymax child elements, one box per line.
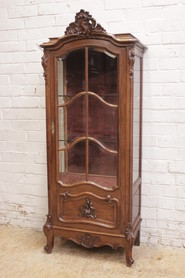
<box><xmin>132</xmin><ymin>56</ymin><xmax>143</xmax><ymax>224</ymax></box>
<box><xmin>42</xmin><ymin>50</ymin><xmax>52</xmax><ymax>214</ymax></box>
<box><xmin>48</xmin><ymin>54</ymin><xmax>58</xmax><ymax>221</ymax></box>
<box><xmin>118</xmin><ymin>47</ymin><xmax>128</xmax><ymax>231</ymax></box>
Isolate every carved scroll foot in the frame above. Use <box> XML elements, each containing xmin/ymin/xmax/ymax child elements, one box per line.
<box><xmin>134</xmin><ymin>230</ymin><xmax>140</xmax><ymax>246</ymax></box>
<box><xmin>44</xmin><ymin>237</ymin><xmax>54</xmax><ymax>254</ymax></box>
<box><xmin>43</xmin><ymin>215</ymin><xmax>54</xmax><ymax>254</ymax></box>
<box><xmin>125</xmin><ymin>245</ymin><xmax>134</xmax><ymax>267</ymax></box>
<box><xmin>125</xmin><ymin>223</ymin><xmax>134</xmax><ymax>267</ymax></box>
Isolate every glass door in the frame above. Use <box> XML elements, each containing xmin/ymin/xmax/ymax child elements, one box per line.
<box><xmin>57</xmin><ymin>47</ymin><xmax>118</xmax><ymax>189</ymax></box>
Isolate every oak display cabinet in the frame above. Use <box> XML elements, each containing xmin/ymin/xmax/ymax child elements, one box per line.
<box><xmin>41</xmin><ymin>10</ymin><xmax>146</xmax><ymax>266</ymax></box>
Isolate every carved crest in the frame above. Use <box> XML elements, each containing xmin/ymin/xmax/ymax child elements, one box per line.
<box><xmin>79</xmin><ymin>198</ymin><xmax>96</xmax><ymax>219</ymax></box>
<box><xmin>128</xmin><ymin>48</ymin><xmax>135</xmax><ymax>79</ymax></box>
<box><xmin>78</xmin><ymin>233</ymin><xmax>100</xmax><ymax>248</ymax></box>
<box><xmin>65</xmin><ymin>9</ymin><xmax>106</xmax><ymax>36</ymax></box>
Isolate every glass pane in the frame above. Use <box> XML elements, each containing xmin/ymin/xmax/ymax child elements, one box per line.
<box><xmin>88</xmin><ymin>49</ymin><xmax>117</xmax><ymax>105</ymax></box>
<box><xmin>58</xmin><ymin>59</ymin><xmax>65</xmax><ymax>105</ymax></box>
<box><xmin>58</xmin><ymin>49</ymin><xmax>85</xmax><ymax>105</ymax></box>
<box><xmin>133</xmin><ymin>56</ymin><xmax>140</xmax><ymax>183</ymax></box>
<box><xmin>58</xmin><ymin>96</ymin><xmax>86</xmax><ymax>147</ymax></box>
<box><xmin>59</xmin><ymin>141</ymin><xmax>86</xmax><ymax>184</ymax></box>
<box><xmin>88</xmin><ymin>95</ymin><xmax>117</xmax><ymax>150</ymax></box>
<box><xmin>58</xmin><ymin>107</ymin><xmax>65</xmax><ymax>148</ymax></box>
<box><xmin>132</xmin><ymin>189</ymin><xmax>139</xmax><ymax>221</ymax></box>
<box><xmin>88</xmin><ymin>140</ymin><xmax>117</xmax><ymax>187</ymax></box>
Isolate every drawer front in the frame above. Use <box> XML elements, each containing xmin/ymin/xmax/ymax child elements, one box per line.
<box><xmin>57</xmin><ymin>191</ymin><xmax>120</xmax><ymax>229</ymax></box>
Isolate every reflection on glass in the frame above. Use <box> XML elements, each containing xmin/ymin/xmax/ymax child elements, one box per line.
<box><xmin>59</xmin><ymin>141</ymin><xmax>86</xmax><ymax>184</ymax></box>
<box><xmin>58</xmin><ymin>59</ymin><xmax>65</xmax><ymax>105</ymax></box>
<box><xmin>66</xmin><ymin>50</ymin><xmax>85</xmax><ymax>95</ymax></box>
<box><xmin>58</xmin><ymin>49</ymin><xmax>85</xmax><ymax>105</ymax></box>
<box><xmin>58</xmin><ymin>107</ymin><xmax>65</xmax><ymax>148</ymax></box>
<box><xmin>88</xmin><ymin>95</ymin><xmax>117</xmax><ymax>150</ymax></box>
<box><xmin>132</xmin><ymin>189</ymin><xmax>139</xmax><ymax>221</ymax></box>
<box><xmin>133</xmin><ymin>56</ymin><xmax>140</xmax><ymax>183</ymax></box>
<box><xmin>88</xmin><ymin>49</ymin><xmax>117</xmax><ymax>104</ymax></box>
<box><xmin>58</xmin><ymin>96</ymin><xmax>86</xmax><ymax>147</ymax></box>
<box><xmin>89</xmin><ymin>140</ymin><xmax>117</xmax><ymax>177</ymax></box>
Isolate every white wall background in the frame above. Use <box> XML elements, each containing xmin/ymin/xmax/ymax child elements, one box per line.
<box><xmin>0</xmin><ymin>0</ymin><xmax>185</xmax><ymax>248</ymax></box>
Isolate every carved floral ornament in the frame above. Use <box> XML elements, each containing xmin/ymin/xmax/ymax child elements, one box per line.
<box><xmin>125</xmin><ymin>222</ymin><xmax>134</xmax><ymax>243</ymax></box>
<box><xmin>80</xmin><ymin>198</ymin><xmax>96</xmax><ymax>219</ymax></box>
<box><xmin>65</xmin><ymin>9</ymin><xmax>106</xmax><ymax>36</ymax></box>
<box><xmin>128</xmin><ymin>48</ymin><xmax>135</xmax><ymax>79</ymax></box>
<box><xmin>78</xmin><ymin>233</ymin><xmax>100</xmax><ymax>248</ymax></box>
<box><xmin>41</xmin><ymin>52</ymin><xmax>48</xmax><ymax>81</ymax></box>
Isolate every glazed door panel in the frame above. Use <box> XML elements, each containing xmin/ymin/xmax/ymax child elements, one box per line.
<box><xmin>57</xmin><ymin>47</ymin><xmax>119</xmax><ymax>190</ymax></box>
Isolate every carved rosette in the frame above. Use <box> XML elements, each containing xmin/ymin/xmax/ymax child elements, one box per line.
<box><xmin>79</xmin><ymin>198</ymin><xmax>96</xmax><ymax>219</ymax></box>
<box><xmin>41</xmin><ymin>52</ymin><xmax>48</xmax><ymax>81</ymax></box>
<box><xmin>78</xmin><ymin>233</ymin><xmax>101</xmax><ymax>248</ymax></box>
<box><xmin>128</xmin><ymin>48</ymin><xmax>135</xmax><ymax>79</ymax></box>
<box><xmin>65</xmin><ymin>9</ymin><xmax>106</xmax><ymax>36</ymax></box>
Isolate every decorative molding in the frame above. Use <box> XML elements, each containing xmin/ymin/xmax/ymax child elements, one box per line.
<box><xmin>41</xmin><ymin>52</ymin><xmax>48</xmax><ymax>81</ymax></box>
<box><xmin>65</xmin><ymin>9</ymin><xmax>106</xmax><ymax>36</ymax></box>
<box><xmin>128</xmin><ymin>48</ymin><xmax>135</xmax><ymax>79</ymax></box>
<box><xmin>79</xmin><ymin>198</ymin><xmax>96</xmax><ymax>219</ymax></box>
<box><xmin>58</xmin><ymin>179</ymin><xmax>118</xmax><ymax>191</ymax></box>
<box><xmin>112</xmin><ymin>244</ymin><xmax>119</xmax><ymax>250</ymax></box>
<box><xmin>78</xmin><ymin>233</ymin><xmax>101</xmax><ymax>248</ymax></box>
<box><xmin>58</xmin><ymin>192</ymin><xmax>118</xmax><ymax>228</ymax></box>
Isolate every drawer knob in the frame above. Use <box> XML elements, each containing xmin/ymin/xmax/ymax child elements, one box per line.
<box><xmin>107</xmin><ymin>195</ymin><xmax>113</xmax><ymax>204</ymax></box>
<box><xmin>61</xmin><ymin>191</ymin><xmax>70</xmax><ymax>199</ymax></box>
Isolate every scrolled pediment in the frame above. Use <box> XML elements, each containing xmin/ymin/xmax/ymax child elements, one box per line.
<box><xmin>65</xmin><ymin>9</ymin><xmax>106</xmax><ymax>36</ymax></box>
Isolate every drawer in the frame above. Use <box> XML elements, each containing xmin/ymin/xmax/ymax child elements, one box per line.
<box><xmin>57</xmin><ymin>191</ymin><xmax>120</xmax><ymax>229</ymax></box>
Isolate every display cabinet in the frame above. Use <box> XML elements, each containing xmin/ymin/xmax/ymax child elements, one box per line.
<box><xmin>41</xmin><ymin>10</ymin><xmax>146</xmax><ymax>266</ymax></box>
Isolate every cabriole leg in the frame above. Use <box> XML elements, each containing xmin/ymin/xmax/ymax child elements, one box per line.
<box><xmin>125</xmin><ymin>242</ymin><xmax>134</xmax><ymax>267</ymax></box>
<box><xmin>43</xmin><ymin>215</ymin><xmax>54</xmax><ymax>254</ymax></box>
<box><xmin>125</xmin><ymin>223</ymin><xmax>134</xmax><ymax>267</ymax></box>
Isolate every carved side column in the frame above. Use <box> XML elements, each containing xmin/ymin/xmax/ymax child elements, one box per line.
<box><xmin>128</xmin><ymin>48</ymin><xmax>135</xmax><ymax>79</ymax></box>
<box><xmin>125</xmin><ymin>223</ymin><xmax>134</xmax><ymax>267</ymax></box>
<box><xmin>43</xmin><ymin>215</ymin><xmax>54</xmax><ymax>254</ymax></box>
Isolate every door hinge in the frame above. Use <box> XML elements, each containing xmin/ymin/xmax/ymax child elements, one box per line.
<box><xmin>51</xmin><ymin>122</ymin><xmax>55</xmax><ymax>135</ymax></box>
